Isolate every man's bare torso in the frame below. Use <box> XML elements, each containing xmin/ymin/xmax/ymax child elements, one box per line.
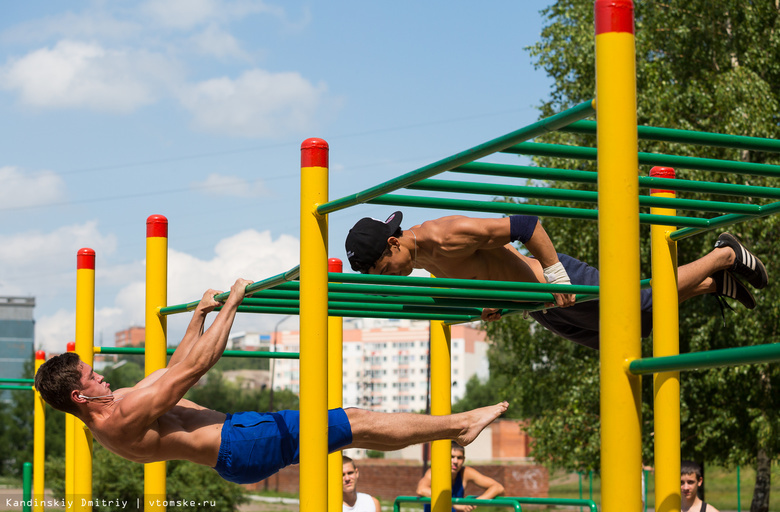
<box><xmin>423</xmin><ymin>244</ymin><xmax>545</xmax><ymax>283</ymax></box>
<box><xmin>88</xmin><ymin>389</ymin><xmax>226</xmax><ymax>467</ymax></box>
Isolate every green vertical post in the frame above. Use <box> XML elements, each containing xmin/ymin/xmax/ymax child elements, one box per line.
<box><xmin>23</xmin><ymin>462</ymin><xmax>32</xmax><ymax>512</ymax></box>
<box><xmin>579</xmin><ymin>472</ymin><xmax>584</xmax><ymax>512</ymax></box>
<box><xmin>737</xmin><ymin>465</ymin><xmax>741</xmax><ymax>512</ymax></box>
<box><xmin>589</xmin><ymin>470</ymin><xmax>593</xmax><ymax>500</ymax></box>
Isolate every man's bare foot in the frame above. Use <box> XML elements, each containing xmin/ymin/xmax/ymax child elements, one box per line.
<box><xmin>456</xmin><ymin>401</ymin><xmax>509</xmax><ymax>446</ymax></box>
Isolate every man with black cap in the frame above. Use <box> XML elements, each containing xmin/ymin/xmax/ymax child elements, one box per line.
<box><xmin>345</xmin><ymin>212</ymin><xmax>767</xmax><ymax>350</ymax></box>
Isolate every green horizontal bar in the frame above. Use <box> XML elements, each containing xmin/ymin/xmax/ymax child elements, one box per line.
<box><xmin>96</xmin><ymin>346</ymin><xmax>300</xmax><ymax>359</ymax></box>
<box><xmin>563</xmin><ymin>120</ymin><xmax>780</xmax><ymax>153</ymax></box>
<box><xmin>369</xmin><ymin>194</ymin><xmax>730</xmax><ymax>228</ymax></box>
<box><xmin>0</xmin><ymin>385</ymin><xmax>32</xmax><ymax>391</ymax></box>
<box><xmin>628</xmin><ymin>343</ymin><xmax>780</xmax><ymax>375</ymax></box>
<box><xmin>394</xmin><ymin>496</ymin><xmax>523</xmax><ymax>512</ymax></box>
<box><xmin>237</xmin><ymin>297</ymin><xmax>483</xmax><ymax>317</ymax></box>
<box><xmin>411</xmin><ymin>178</ymin><xmax>767</xmax><ymax>215</ymax></box>
<box><xmin>671</xmin><ymin>201</ymin><xmax>780</xmax><ymax>241</ymax></box>
<box><xmin>236</xmin><ymin>305</ymin><xmax>478</xmax><ymax>322</ymax></box>
<box><xmin>0</xmin><ymin>378</ymin><xmax>34</xmax><ymax>384</ymax></box>
<box><xmin>318</xmin><ymin>100</ymin><xmax>595</xmax><ymax>215</ymax></box>
<box><xmin>328</xmin><ymin>272</ymin><xmax>602</xmax><ymax>294</ymax></box>
<box><xmin>504</xmin><ymin>142</ymin><xmax>780</xmax><ymax>178</ymax></box>
<box><xmin>247</xmin><ymin>289</ymin><xmax>573</xmax><ymax>311</ymax></box>
<box><xmin>494</xmin><ymin>497</ymin><xmax>598</xmax><ymax>512</ymax></box>
<box><xmin>453</xmin><ymin>162</ymin><xmax>780</xmax><ymax>200</ymax></box>
<box><xmin>161</xmin><ymin>266</ymin><xmax>300</xmax><ymax>315</ymax></box>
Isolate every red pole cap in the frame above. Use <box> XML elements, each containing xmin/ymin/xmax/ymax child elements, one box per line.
<box><xmin>147</xmin><ymin>215</ymin><xmax>168</xmax><ymax>238</ymax></box>
<box><xmin>77</xmin><ymin>248</ymin><xmax>95</xmax><ymax>270</ymax></box>
<box><xmin>595</xmin><ymin>0</ymin><xmax>634</xmax><ymax>35</ymax></box>
<box><xmin>35</xmin><ymin>350</ymin><xmax>46</xmax><ymax>360</ymax></box>
<box><xmin>328</xmin><ymin>258</ymin><xmax>343</xmax><ymax>273</ymax></box>
<box><xmin>650</xmin><ymin>166</ymin><xmax>676</xmax><ymax>195</ymax></box>
<box><xmin>67</xmin><ymin>342</ymin><xmax>76</xmax><ymax>352</ymax></box>
<box><xmin>301</xmin><ymin>138</ymin><xmax>329</xmax><ymax>168</ymax></box>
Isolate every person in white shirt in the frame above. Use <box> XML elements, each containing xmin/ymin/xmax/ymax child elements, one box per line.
<box><xmin>343</xmin><ymin>456</ymin><xmax>381</xmax><ymax>512</ymax></box>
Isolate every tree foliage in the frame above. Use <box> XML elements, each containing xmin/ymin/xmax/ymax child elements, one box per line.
<box><xmin>481</xmin><ymin>0</ymin><xmax>780</xmax><ymax>505</ymax></box>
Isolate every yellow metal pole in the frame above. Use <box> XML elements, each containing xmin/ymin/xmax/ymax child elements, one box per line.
<box><xmin>650</xmin><ymin>167</ymin><xmax>681</xmax><ymax>512</ymax></box>
<box><xmin>327</xmin><ymin>258</ymin><xmax>344</xmax><ymax>512</ymax></box>
<box><xmin>33</xmin><ymin>350</ymin><xmax>46</xmax><ymax>512</ymax></box>
<box><xmin>300</xmin><ymin>138</ymin><xmax>330</xmax><ymax>512</ymax></box>
<box><xmin>430</xmin><ymin>319</ymin><xmax>452</xmax><ymax>512</ymax></box>
<box><xmin>75</xmin><ymin>248</ymin><xmax>95</xmax><ymax>512</ymax></box>
<box><xmin>595</xmin><ymin>1</ymin><xmax>642</xmax><ymax>511</ymax></box>
<box><xmin>145</xmin><ymin>215</ymin><xmax>168</xmax><ymax>512</ymax></box>
<box><xmin>65</xmin><ymin>341</ymin><xmax>76</xmax><ymax>508</ymax></box>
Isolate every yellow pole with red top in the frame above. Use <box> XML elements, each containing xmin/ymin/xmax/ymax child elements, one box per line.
<box><xmin>595</xmin><ymin>1</ymin><xmax>642</xmax><ymax>510</ymax></box>
<box><xmin>75</xmin><ymin>248</ymin><xmax>95</xmax><ymax>512</ymax></box>
<box><xmin>65</xmin><ymin>341</ymin><xmax>76</xmax><ymax>508</ymax></box>
<box><xmin>33</xmin><ymin>350</ymin><xmax>46</xmax><ymax>512</ymax></box>
<box><xmin>300</xmin><ymin>138</ymin><xmax>330</xmax><ymax>512</ymax></box>
<box><xmin>145</xmin><ymin>215</ymin><xmax>168</xmax><ymax>512</ymax></box>
<box><xmin>650</xmin><ymin>166</ymin><xmax>681</xmax><ymax>512</ymax></box>
<box><xmin>328</xmin><ymin>258</ymin><xmax>344</xmax><ymax>512</ymax></box>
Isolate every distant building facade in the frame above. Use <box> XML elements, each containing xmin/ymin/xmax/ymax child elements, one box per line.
<box><xmin>234</xmin><ymin>317</ymin><xmax>489</xmax><ymax>410</ymax></box>
<box><xmin>0</xmin><ymin>297</ymin><xmax>35</xmax><ymax>402</ymax></box>
<box><xmin>115</xmin><ymin>326</ymin><xmax>145</xmax><ymax>347</ymax></box>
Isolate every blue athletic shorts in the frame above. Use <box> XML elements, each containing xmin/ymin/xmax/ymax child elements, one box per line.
<box><xmin>529</xmin><ymin>253</ymin><xmax>653</xmax><ymax>350</ymax></box>
<box><xmin>213</xmin><ymin>408</ymin><xmax>353</xmax><ymax>484</ymax></box>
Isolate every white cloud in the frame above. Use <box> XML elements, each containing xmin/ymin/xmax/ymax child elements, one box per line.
<box><xmin>0</xmin><ymin>40</ymin><xmax>181</xmax><ymax>113</ymax></box>
<box><xmin>0</xmin><ymin>166</ymin><xmax>66</xmax><ymax>209</ymax></box>
<box><xmin>190</xmin><ymin>24</ymin><xmax>249</xmax><ymax>60</ymax></box>
<box><xmin>32</xmin><ymin>228</ymin><xmax>301</xmax><ymax>355</ymax></box>
<box><xmin>141</xmin><ymin>0</ymin><xmax>284</xmax><ymax>30</ymax></box>
<box><xmin>180</xmin><ymin>68</ymin><xmax>329</xmax><ymax>138</ymax></box>
<box><xmin>0</xmin><ymin>221</ymin><xmax>118</xmax><ymax>295</ymax></box>
<box><xmin>190</xmin><ymin>173</ymin><xmax>270</xmax><ymax>198</ymax></box>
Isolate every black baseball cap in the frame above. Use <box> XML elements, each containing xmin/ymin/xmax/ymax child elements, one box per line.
<box><xmin>345</xmin><ymin>211</ymin><xmax>403</xmax><ymax>273</ymax></box>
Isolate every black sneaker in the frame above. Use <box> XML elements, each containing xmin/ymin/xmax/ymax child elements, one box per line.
<box><xmin>712</xmin><ymin>270</ymin><xmax>755</xmax><ymax>309</ymax></box>
<box><xmin>714</xmin><ymin>233</ymin><xmax>768</xmax><ymax>289</ymax></box>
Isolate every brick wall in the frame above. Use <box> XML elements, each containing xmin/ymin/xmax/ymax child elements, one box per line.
<box><xmin>244</xmin><ymin>460</ymin><xmax>548</xmax><ymax>501</ymax></box>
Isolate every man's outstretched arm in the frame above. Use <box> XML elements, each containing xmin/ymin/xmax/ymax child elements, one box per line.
<box><xmin>167</xmin><ymin>288</ymin><xmax>222</xmax><ymax>367</ymax></box>
<box><xmin>116</xmin><ymin>278</ymin><xmax>252</xmax><ymax>427</ymax></box>
<box><xmin>520</xmin><ymin>218</ymin><xmax>576</xmax><ymax>308</ymax></box>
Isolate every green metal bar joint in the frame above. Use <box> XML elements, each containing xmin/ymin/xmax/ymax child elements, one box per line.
<box><xmin>96</xmin><ymin>346</ymin><xmax>300</xmax><ymax>359</ymax></box>
<box><xmin>629</xmin><ymin>343</ymin><xmax>780</xmax><ymax>375</ymax></box>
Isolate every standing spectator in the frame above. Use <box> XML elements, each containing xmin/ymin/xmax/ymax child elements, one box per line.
<box><xmin>343</xmin><ymin>456</ymin><xmax>381</xmax><ymax>512</ymax></box>
<box><xmin>681</xmin><ymin>460</ymin><xmax>720</xmax><ymax>512</ymax></box>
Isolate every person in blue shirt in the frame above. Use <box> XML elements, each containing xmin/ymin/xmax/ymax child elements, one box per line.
<box><xmin>417</xmin><ymin>442</ymin><xmax>504</xmax><ymax>512</ymax></box>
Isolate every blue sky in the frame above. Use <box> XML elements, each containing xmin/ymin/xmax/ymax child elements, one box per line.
<box><xmin>0</xmin><ymin>0</ymin><xmax>556</xmax><ymax>354</ymax></box>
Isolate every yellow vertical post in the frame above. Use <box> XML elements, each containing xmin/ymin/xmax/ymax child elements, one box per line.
<box><xmin>327</xmin><ymin>258</ymin><xmax>344</xmax><ymax>512</ymax></box>
<box><xmin>65</xmin><ymin>341</ymin><xmax>76</xmax><ymax>508</ymax></box>
<box><xmin>595</xmin><ymin>1</ymin><xmax>642</xmax><ymax>511</ymax></box>
<box><xmin>145</xmin><ymin>215</ymin><xmax>168</xmax><ymax>512</ymax></box>
<box><xmin>650</xmin><ymin>167</ymin><xmax>681</xmax><ymax>512</ymax></box>
<box><xmin>300</xmin><ymin>138</ymin><xmax>330</xmax><ymax>512</ymax></box>
<box><xmin>33</xmin><ymin>350</ymin><xmax>46</xmax><ymax>512</ymax></box>
<box><xmin>75</xmin><ymin>248</ymin><xmax>95</xmax><ymax>512</ymax></box>
<box><xmin>429</xmin><ymin>319</ymin><xmax>452</xmax><ymax>512</ymax></box>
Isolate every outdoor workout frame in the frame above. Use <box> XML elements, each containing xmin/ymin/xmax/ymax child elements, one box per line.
<box><xmin>66</xmin><ymin>1</ymin><xmax>780</xmax><ymax>512</ymax></box>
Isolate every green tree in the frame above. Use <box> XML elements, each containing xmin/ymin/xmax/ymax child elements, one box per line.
<box><xmin>487</xmin><ymin>1</ymin><xmax>780</xmax><ymax>509</ymax></box>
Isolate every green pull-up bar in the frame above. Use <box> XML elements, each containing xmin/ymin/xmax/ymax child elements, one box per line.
<box><xmin>629</xmin><ymin>342</ymin><xmax>780</xmax><ymax>375</ymax></box>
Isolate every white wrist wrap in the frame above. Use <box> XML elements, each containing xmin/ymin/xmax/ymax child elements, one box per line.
<box><xmin>543</xmin><ymin>262</ymin><xmax>571</xmax><ymax>286</ymax></box>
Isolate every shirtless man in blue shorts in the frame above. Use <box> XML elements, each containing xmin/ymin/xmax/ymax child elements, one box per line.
<box><xmin>345</xmin><ymin>212</ymin><xmax>768</xmax><ymax>350</ymax></box>
<box><xmin>34</xmin><ymin>278</ymin><xmax>508</xmax><ymax>484</ymax></box>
